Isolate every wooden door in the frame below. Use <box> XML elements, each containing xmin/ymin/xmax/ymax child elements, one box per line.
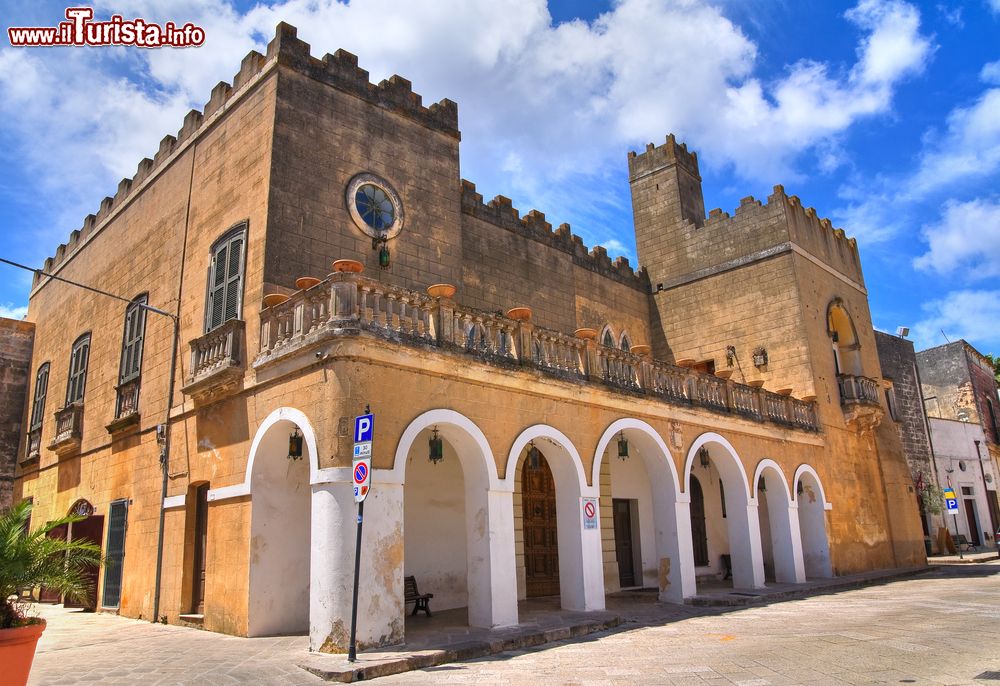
<box><xmin>522</xmin><ymin>456</ymin><xmax>559</xmax><ymax>597</ymax></box>
<box><xmin>690</xmin><ymin>476</ymin><xmax>709</xmax><ymax>566</ymax></box>
<box><xmin>191</xmin><ymin>484</ymin><xmax>209</xmax><ymax>614</ymax></box>
<box><xmin>64</xmin><ymin>515</ymin><xmax>104</xmax><ymax>610</ymax></box>
<box><xmin>613</xmin><ymin>499</ymin><xmax>635</xmax><ymax>587</ymax></box>
<box><xmin>964</xmin><ymin>498</ymin><xmax>982</xmax><ymax>546</ymax></box>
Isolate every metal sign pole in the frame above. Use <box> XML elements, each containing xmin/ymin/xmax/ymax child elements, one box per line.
<box><xmin>347</xmin><ymin>498</ymin><xmax>364</xmax><ymax>662</ymax></box>
<box><xmin>953</xmin><ymin>512</ymin><xmax>963</xmax><ymax>560</ymax></box>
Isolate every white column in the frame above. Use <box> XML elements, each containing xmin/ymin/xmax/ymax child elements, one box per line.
<box><xmin>310</xmin><ymin>480</ymin><xmax>405</xmax><ymax>652</ymax></box>
<box><xmin>730</xmin><ymin>502</ymin><xmax>766</xmax><ymax>590</ymax></box>
<box><xmin>556</xmin><ymin>487</ymin><xmax>605</xmax><ymax>611</ymax></box>
<box><xmin>771</xmin><ymin>502</ymin><xmax>806</xmax><ymax>583</ymax></box>
<box><xmin>662</xmin><ymin>499</ymin><xmax>696</xmax><ymax>602</ymax></box>
<box><xmin>466</xmin><ymin>488</ymin><xmax>518</xmax><ymax>627</ymax></box>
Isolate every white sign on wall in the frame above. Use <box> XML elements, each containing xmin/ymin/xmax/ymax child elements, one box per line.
<box><xmin>582</xmin><ymin>497</ymin><xmax>598</xmax><ymax>530</ymax></box>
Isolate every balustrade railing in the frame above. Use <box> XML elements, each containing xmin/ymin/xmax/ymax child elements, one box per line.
<box><xmin>24</xmin><ymin>427</ymin><xmax>41</xmax><ymax>462</ymax></box>
<box><xmin>838</xmin><ymin>374</ymin><xmax>881</xmax><ymax>406</ymax></box>
<box><xmin>252</xmin><ymin>273</ymin><xmax>820</xmax><ymax>431</ymax></box>
<box><xmin>115</xmin><ymin>378</ymin><xmax>140</xmax><ymax>419</ymax></box>
<box><xmin>49</xmin><ymin>403</ymin><xmax>84</xmax><ymax>454</ymax></box>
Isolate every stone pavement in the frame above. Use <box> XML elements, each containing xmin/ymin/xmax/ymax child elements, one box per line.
<box><xmin>26</xmin><ymin>561</ymin><xmax>1000</xmax><ymax>685</ymax></box>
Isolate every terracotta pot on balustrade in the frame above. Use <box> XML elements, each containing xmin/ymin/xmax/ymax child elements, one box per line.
<box><xmin>715</xmin><ymin>369</ymin><xmax>734</xmax><ymax>380</ymax></box>
<box><xmin>775</xmin><ymin>388</ymin><xmax>793</xmax><ymax>396</ymax></box>
<box><xmin>675</xmin><ymin>358</ymin><xmax>696</xmax><ymax>367</ymax></box>
<box><xmin>506</xmin><ymin>306</ymin><xmax>532</xmax><ymax>322</ymax></box>
<box><xmin>295</xmin><ymin>277</ymin><xmax>321</xmax><ymax>290</ymax></box>
<box><xmin>262</xmin><ymin>293</ymin><xmax>289</xmax><ymax>308</ymax></box>
<box><xmin>747</xmin><ymin>379</ymin><xmax>766</xmax><ymax>388</ymax></box>
<box><xmin>332</xmin><ymin>259</ymin><xmax>364</xmax><ymax>273</ymax></box>
<box><xmin>574</xmin><ymin>328</ymin><xmax>598</xmax><ymax>340</ymax></box>
<box><xmin>426</xmin><ymin>283</ymin><xmax>457</xmax><ymax>299</ymax></box>
<box><xmin>800</xmin><ymin>395</ymin><xmax>817</xmax><ymax>402</ymax></box>
<box><xmin>630</xmin><ymin>344</ymin><xmax>651</xmax><ymax>357</ymax></box>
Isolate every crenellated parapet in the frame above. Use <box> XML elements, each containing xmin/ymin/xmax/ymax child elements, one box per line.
<box><xmin>460</xmin><ymin>180</ymin><xmax>648</xmax><ymax>290</ymax></box>
<box><xmin>34</xmin><ymin>21</ymin><xmax>458</xmax><ymax>289</ymax></box>
<box><xmin>627</xmin><ymin>133</ymin><xmax>700</xmax><ymax>181</ymax></box>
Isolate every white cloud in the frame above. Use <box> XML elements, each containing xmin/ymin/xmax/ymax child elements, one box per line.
<box><xmin>912</xmin><ymin>289</ymin><xmax>1000</xmax><ymax>350</ymax></box>
<box><xmin>0</xmin><ymin>0</ymin><xmax>933</xmax><ymax>250</ymax></box>
<box><xmin>981</xmin><ymin>60</ymin><xmax>1000</xmax><ymax>85</ymax></box>
<box><xmin>0</xmin><ymin>303</ymin><xmax>28</xmax><ymax>320</ymax></box>
<box><xmin>989</xmin><ymin>0</ymin><xmax>1000</xmax><ymax>14</ymax></box>
<box><xmin>914</xmin><ymin>198</ymin><xmax>1000</xmax><ymax>277</ymax></box>
<box><xmin>595</xmin><ymin>238</ymin><xmax>631</xmax><ymax>259</ymax></box>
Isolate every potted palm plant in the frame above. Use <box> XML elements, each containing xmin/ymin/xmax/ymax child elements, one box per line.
<box><xmin>1</xmin><ymin>500</ymin><xmax>103</xmax><ymax>686</ymax></box>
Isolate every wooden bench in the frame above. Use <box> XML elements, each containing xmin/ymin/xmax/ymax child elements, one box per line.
<box><xmin>404</xmin><ymin>575</ymin><xmax>433</xmax><ymax>617</ymax></box>
<box><xmin>952</xmin><ymin>535</ymin><xmax>976</xmax><ymax>553</ymax></box>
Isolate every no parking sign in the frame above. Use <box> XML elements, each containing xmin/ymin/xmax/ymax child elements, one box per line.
<box><xmin>582</xmin><ymin>497</ymin><xmax>598</xmax><ymax>529</ymax></box>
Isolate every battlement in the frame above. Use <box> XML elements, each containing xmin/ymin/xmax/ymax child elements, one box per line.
<box><xmin>33</xmin><ymin>22</ymin><xmax>459</xmax><ymax>290</ymax></box>
<box><xmin>627</xmin><ymin>134</ymin><xmax>700</xmax><ymax>181</ymax></box>
<box><xmin>460</xmin><ymin>179</ymin><xmax>648</xmax><ymax>290</ymax></box>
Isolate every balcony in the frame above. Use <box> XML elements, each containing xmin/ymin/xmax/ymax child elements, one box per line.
<box><xmin>837</xmin><ymin>373</ymin><xmax>884</xmax><ymax>431</ymax></box>
<box><xmin>181</xmin><ymin>318</ymin><xmax>245</xmax><ymax>404</ymax></box>
<box><xmin>23</xmin><ymin>425</ymin><xmax>42</xmax><ymax>463</ymax></box>
<box><xmin>48</xmin><ymin>403</ymin><xmax>83</xmax><ymax>456</ymax></box>
<box><xmin>106</xmin><ymin>378</ymin><xmax>141</xmax><ymax>434</ymax></box>
<box><xmin>253</xmin><ymin>273</ymin><xmax>820</xmax><ymax>432</ymax></box>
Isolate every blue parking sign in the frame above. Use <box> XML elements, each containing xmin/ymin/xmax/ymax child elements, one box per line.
<box><xmin>945</xmin><ymin>497</ymin><xmax>959</xmax><ymax>514</ymax></box>
<box><xmin>354</xmin><ymin>413</ymin><xmax>374</xmax><ymax>443</ymax></box>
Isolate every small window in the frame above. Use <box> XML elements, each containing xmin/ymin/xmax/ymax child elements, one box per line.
<box><xmin>119</xmin><ymin>295</ymin><xmax>148</xmax><ymax>385</ymax></box>
<box><xmin>66</xmin><ymin>333</ymin><xmax>91</xmax><ymax>405</ymax></box>
<box><xmin>961</xmin><ymin>486</ymin><xmax>974</xmax><ymax>496</ymax></box>
<box><xmin>205</xmin><ymin>226</ymin><xmax>247</xmax><ymax>332</ymax></box>
<box><xmin>29</xmin><ymin>362</ymin><xmax>50</xmax><ymax>430</ymax></box>
<box><xmin>620</xmin><ymin>333</ymin><xmax>631</xmax><ymax>352</ymax></box>
<box><xmin>602</xmin><ymin>329</ymin><xmax>614</xmax><ymax>348</ymax></box>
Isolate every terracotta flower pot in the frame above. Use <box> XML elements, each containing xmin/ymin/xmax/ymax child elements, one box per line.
<box><xmin>715</xmin><ymin>369</ymin><xmax>734</xmax><ymax>380</ymax></box>
<box><xmin>506</xmin><ymin>306</ymin><xmax>532</xmax><ymax>322</ymax></box>
<box><xmin>574</xmin><ymin>327</ymin><xmax>597</xmax><ymax>340</ymax></box>
<box><xmin>295</xmin><ymin>277</ymin><xmax>321</xmax><ymax>290</ymax></box>
<box><xmin>332</xmin><ymin>259</ymin><xmax>364</xmax><ymax>273</ymax></box>
<box><xmin>262</xmin><ymin>293</ymin><xmax>289</xmax><ymax>308</ymax></box>
<box><xmin>675</xmin><ymin>358</ymin><xmax>696</xmax><ymax>367</ymax></box>
<box><xmin>0</xmin><ymin>619</ymin><xmax>46</xmax><ymax>686</ymax></box>
<box><xmin>747</xmin><ymin>380</ymin><xmax>765</xmax><ymax>388</ymax></box>
<box><xmin>629</xmin><ymin>344</ymin><xmax>651</xmax><ymax>356</ymax></box>
<box><xmin>426</xmin><ymin>284</ymin><xmax>457</xmax><ymax>299</ymax></box>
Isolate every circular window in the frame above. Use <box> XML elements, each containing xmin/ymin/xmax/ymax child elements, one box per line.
<box><xmin>346</xmin><ymin>173</ymin><xmax>404</xmax><ymax>240</ymax></box>
<box><xmin>958</xmin><ymin>461</ymin><xmax>967</xmax><ymax>472</ymax></box>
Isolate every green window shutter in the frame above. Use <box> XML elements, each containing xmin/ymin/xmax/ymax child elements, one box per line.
<box><xmin>30</xmin><ymin>363</ymin><xmax>49</xmax><ymax>429</ymax></box>
<box><xmin>101</xmin><ymin>500</ymin><xmax>128</xmax><ymax>608</ymax></box>
<box><xmin>67</xmin><ymin>334</ymin><xmax>91</xmax><ymax>404</ymax></box>
<box><xmin>206</xmin><ymin>227</ymin><xmax>246</xmax><ymax>332</ymax></box>
<box><xmin>119</xmin><ymin>297</ymin><xmax>148</xmax><ymax>384</ymax></box>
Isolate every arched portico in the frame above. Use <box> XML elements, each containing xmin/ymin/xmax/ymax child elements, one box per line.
<box><xmin>393</xmin><ymin>409</ymin><xmax>518</xmax><ymax>629</ymax></box>
<box><xmin>683</xmin><ymin>433</ymin><xmax>765</xmax><ymax>590</ymax></box>
<box><xmin>592</xmin><ymin>419</ymin><xmax>694</xmax><ymax>602</ymax></box>
<box><xmin>752</xmin><ymin>460</ymin><xmax>806</xmax><ymax>584</ymax></box>
<box><xmin>793</xmin><ymin>465</ymin><xmax>834</xmax><ymax>578</ymax></box>
<box><xmin>246</xmin><ymin>407</ymin><xmax>315</xmax><ymax>637</ymax></box>
<box><xmin>505</xmin><ymin>425</ymin><xmax>603</xmax><ymax>612</ymax></box>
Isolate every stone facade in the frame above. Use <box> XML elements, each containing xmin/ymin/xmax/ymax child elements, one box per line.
<box><xmin>874</xmin><ymin>331</ymin><xmax>940</xmax><ymax>537</ymax></box>
<box><xmin>0</xmin><ymin>317</ymin><xmax>34</xmax><ymax>509</ymax></box>
<box><xmin>13</xmin><ymin>22</ymin><xmax>924</xmax><ymax>651</ymax></box>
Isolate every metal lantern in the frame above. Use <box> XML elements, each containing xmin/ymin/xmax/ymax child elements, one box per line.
<box><xmin>797</xmin><ymin>480</ymin><xmax>804</xmax><ymax>496</ymax></box>
<box><xmin>527</xmin><ymin>441</ymin><xmax>541</xmax><ymax>470</ymax></box>
<box><xmin>378</xmin><ymin>244</ymin><xmax>391</xmax><ymax>269</ymax></box>
<box><xmin>428</xmin><ymin>427</ymin><xmax>444</xmax><ymax>464</ymax></box>
<box><xmin>758</xmin><ymin>476</ymin><xmax>767</xmax><ymax>493</ymax></box>
<box><xmin>617</xmin><ymin>431</ymin><xmax>629</xmax><ymax>460</ymax></box>
<box><xmin>288</xmin><ymin>427</ymin><xmax>303</xmax><ymax>461</ymax></box>
<box><xmin>698</xmin><ymin>445</ymin><xmax>711</xmax><ymax>469</ymax></box>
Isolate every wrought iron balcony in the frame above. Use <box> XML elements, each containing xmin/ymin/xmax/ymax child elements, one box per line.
<box><xmin>181</xmin><ymin>318</ymin><xmax>245</xmax><ymax>404</ymax></box>
<box><xmin>252</xmin><ymin>273</ymin><xmax>820</xmax><ymax>432</ymax></box>
<box><xmin>23</xmin><ymin>426</ymin><xmax>42</xmax><ymax>463</ymax></box>
<box><xmin>837</xmin><ymin>373</ymin><xmax>884</xmax><ymax>431</ymax></box>
<box><xmin>49</xmin><ymin>403</ymin><xmax>83</xmax><ymax>456</ymax></box>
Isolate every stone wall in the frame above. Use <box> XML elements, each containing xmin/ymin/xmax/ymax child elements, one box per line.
<box><xmin>0</xmin><ymin>318</ymin><xmax>33</xmax><ymax>509</ymax></box>
<box><xmin>917</xmin><ymin>342</ymin><xmax>976</xmax><ymax>422</ymax></box>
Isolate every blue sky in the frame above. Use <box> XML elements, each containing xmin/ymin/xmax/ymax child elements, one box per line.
<box><xmin>1</xmin><ymin>0</ymin><xmax>999</xmax><ymax>356</ymax></box>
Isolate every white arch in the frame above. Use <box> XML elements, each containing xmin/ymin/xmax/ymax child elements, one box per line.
<box><xmin>752</xmin><ymin>459</ymin><xmax>806</xmax><ymax>584</ymax></box>
<box><xmin>592</xmin><ymin>419</ymin><xmax>694</xmax><ymax>601</ymax></box>
<box><xmin>208</xmin><ymin>406</ymin><xmax>320</xmax><ymax>501</ymax></box>
<box><xmin>793</xmin><ymin>464</ymin><xmax>833</xmax><ymax>509</ymax></box>
<box><xmin>505</xmin><ymin>424</ymin><xmax>603</xmax><ymax>611</ymax></box>
<box><xmin>391</xmin><ymin>408</ymin><xmax>501</xmax><ymax>491</ymax></box>
<box><xmin>682</xmin><ymin>432</ymin><xmax>764</xmax><ymax>590</ymax></box>
<box><xmin>394</xmin><ymin>409</ymin><xmax>516</xmax><ymax>628</ymax></box>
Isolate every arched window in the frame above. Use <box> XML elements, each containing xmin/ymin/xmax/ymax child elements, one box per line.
<box><xmin>601</xmin><ymin>325</ymin><xmax>615</xmax><ymax>348</ymax></box>
<box><xmin>205</xmin><ymin>224</ymin><xmax>247</xmax><ymax>332</ymax></box>
<box><xmin>66</xmin><ymin>333</ymin><xmax>91</xmax><ymax>405</ymax></box>
<box><xmin>619</xmin><ymin>332</ymin><xmax>632</xmax><ymax>352</ymax></box>
<box><xmin>826</xmin><ymin>299</ymin><xmax>862</xmax><ymax>376</ymax></box>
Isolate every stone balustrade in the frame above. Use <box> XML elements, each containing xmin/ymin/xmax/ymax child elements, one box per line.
<box><xmin>252</xmin><ymin>273</ymin><xmax>820</xmax><ymax>432</ymax></box>
<box><xmin>181</xmin><ymin>318</ymin><xmax>246</xmax><ymax>403</ymax></box>
<box><xmin>49</xmin><ymin>402</ymin><xmax>84</xmax><ymax>456</ymax></box>
<box><xmin>837</xmin><ymin>373</ymin><xmax>881</xmax><ymax>407</ymax></box>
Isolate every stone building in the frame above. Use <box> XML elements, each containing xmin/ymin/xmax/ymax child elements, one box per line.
<box><xmin>12</xmin><ymin>23</ymin><xmax>924</xmax><ymax>652</ymax></box>
<box><xmin>917</xmin><ymin>341</ymin><xmax>1000</xmax><ymax>546</ymax></box>
<box><xmin>874</xmin><ymin>331</ymin><xmax>942</xmax><ymax>542</ymax></box>
<box><xmin>0</xmin><ymin>317</ymin><xmax>34</xmax><ymax>509</ymax></box>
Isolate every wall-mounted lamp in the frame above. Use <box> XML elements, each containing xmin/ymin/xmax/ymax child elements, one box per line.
<box><xmin>617</xmin><ymin>431</ymin><xmax>629</xmax><ymax>460</ymax></box>
<box><xmin>372</xmin><ymin>235</ymin><xmax>391</xmax><ymax>269</ymax></box>
<box><xmin>528</xmin><ymin>441</ymin><xmax>541</xmax><ymax>470</ymax></box>
<box><xmin>288</xmin><ymin>427</ymin><xmax>303</xmax><ymax>461</ymax></box>
<box><xmin>428</xmin><ymin>427</ymin><xmax>444</xmax><ymax>464</ymax></box>
<box><xmin>698</xmin><ymin>446</ymin><xmax>710</xmax><ymax>469</ymax></box>
<box><xmin>725</xmin><ymin>345</ymin><xmax>737</xmax><ymax>368</ymax></box>
<box><xmin>752</xmin><ymin>346</ymin><xmax>768</xmax><ymax>369</ymax></box>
